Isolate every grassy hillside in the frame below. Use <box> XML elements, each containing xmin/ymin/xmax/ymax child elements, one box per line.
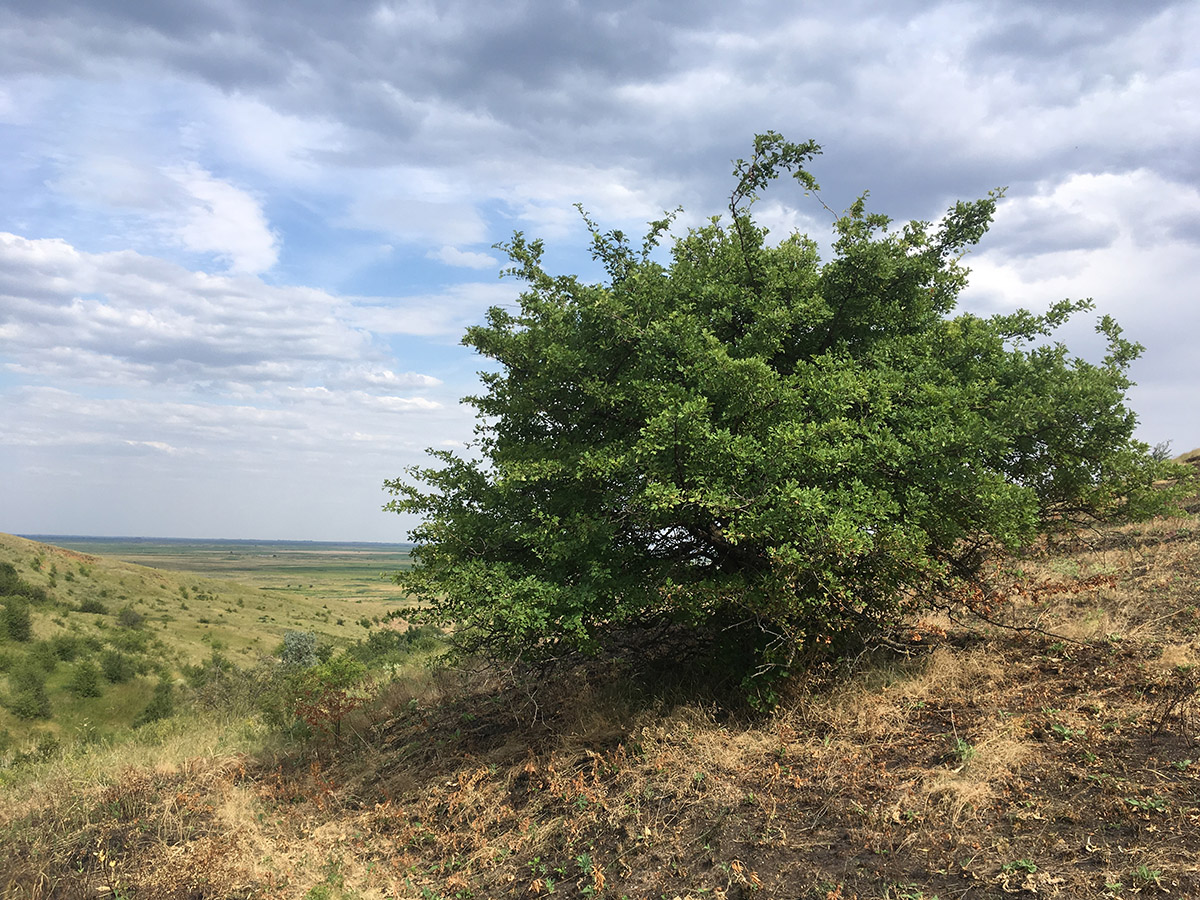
<box><xmin>1</xmin><ymin>463</ymin><xmax>1198</xmax><ymax>899</ymax></box>
<box><xmin>0</xmin><ymin>533</ymin><xmax>410</xmax><ymax>744</ymax></box>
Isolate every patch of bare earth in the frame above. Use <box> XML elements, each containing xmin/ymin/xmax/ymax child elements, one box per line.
<box><xmin>3</xmin><ymin>512</ymin><xmax>1200</xmax><ymax>898</ymax></box>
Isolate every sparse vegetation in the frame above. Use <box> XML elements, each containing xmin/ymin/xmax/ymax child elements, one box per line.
<box><xmin>0</xmin><ymin>532</ymin><xmax>414</xmax><ymax>749</ymax></box>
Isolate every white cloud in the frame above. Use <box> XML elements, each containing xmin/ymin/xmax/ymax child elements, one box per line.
<box><xmin>427</xmin><ymin>245</ymin><xmax>499</xmax><ymax>269</ymax></box>
<box><xmin>344</xmin><ymin>168</ymin><xmax>490</xmax><ymax>245</ymax></box>
<box><xmin>350</xmin><ymin>281</ymin><xmax>516</xmax><ymax>338</ymax></box>
<box><xmin>963</xmin><ymin>167</ymin><xmax>1200</xmax><ymax>450</ymax></box>
<box><xmin>165</xmin><ymin>164</ymin><xmax>279</xmax><ymax>273</ymax></box>
<box><xmin>198</xmin><ymin>94</ymin><xmax>344</xmax><ymax>182</ymax></box>
<box><xmin>2</xmin><ymin>0</ymin><xmax>1198</xmax><ymax>538</ymax></box>
<box><xmin>0</xmin><ymin>232</ymin><xmax>448</xmax><ymax>392</ymax></box>
<box><xmin>47</xmin><ymin>147</ymin><xmax>280</xmax><ymax>274</ymax></box>
<box><xmin>123</xmin><ymin>440</ymin><xmax>187</xmax><ymax>454</ymax></box>
<box><xmin>331</xmin><ymin>365</ymin><xmax>442</xmax><ymax>390</ymax></box>
<box><xmin>52</xmin><ymin>154</ymin><xmax>180</xmax><ymax>211</ymax></box>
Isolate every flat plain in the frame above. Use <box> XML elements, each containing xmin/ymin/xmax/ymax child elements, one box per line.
<box><xmin>19</xmin><ymin>535</ymin><xmax>413</xmax><ymax>603</ymax></box>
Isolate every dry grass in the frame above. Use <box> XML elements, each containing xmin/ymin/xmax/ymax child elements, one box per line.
<box><xmin>4</xmin><ymin>507</ymin><xmax>1200</xmax><ymax>898</ymax></box>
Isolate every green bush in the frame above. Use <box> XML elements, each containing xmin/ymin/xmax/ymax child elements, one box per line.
<box><xmin>0</xmin><ymin>563</ymin><xmax>48</xmax><ymax>604</ymax></box>
<box><xmin>108</xmin><ymin>627</ymin><xmax>150</xmax><ymax>654</ymax></box>
<box><xmin>117</xmin><ymin>606</ymin><xmax>145</xmax><ymax>629</ymax></box>
<box><xmin>134</xmin><ymin>677</ymin><xmax>175</xmax><ymax>726</ymax></box>
<box><xmin>27</xmin><ymin>640</ymin><xmax>59</xmax><ymax>673</ymax></box>
<box><xmin>387</xmin><ymin>132</ymin><xmax>1194</xmax><ymax>698</ymax></box>
<box><xmin>346</xmin><ymin>624</ymin><xmax>442</xmax><ymax>666</ymax></box>
<box><xmin>292</xmin><ymin>655</ymin><xmax>370</xmax><ymax>741</ymax></box>
<box><xmin>49</xmin><ymin>633</ymin><xmax>81</xmax><ymax>661</ymax></box>
<box><xmin>100</xmin><ymin>650</ymin><xmax>136</xmax><ymax>684</ymax></box>
<box><xmin>1</xmin><ymin>597</ymin><xmax>33</xmax><ymax>642</ymax></box>
<box><xmin>5</xmin><ymin>662</ymin><xmax>51</xmax><ymax>720</ymax></box>
<box><xmin>279</xmin><ymin>630</ymin><xmax>319</xmax><ymax>669</ymax></box>
<box><xmin>67</xmin><ymin>660</ymin><xmax>104</xmax><ymax>698</ymax></box>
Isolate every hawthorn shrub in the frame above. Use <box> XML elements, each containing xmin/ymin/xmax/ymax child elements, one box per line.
<box><xmin>387</xmin><ymin>133</ymin><xmax>1190</xmax><ymax>698</ymax></box>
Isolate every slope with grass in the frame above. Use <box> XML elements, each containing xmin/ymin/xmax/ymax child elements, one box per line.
<box><xmin>0</xmin><ymin>533</ymin><xmax>410</xmax><ymax>747</ymax></box>
<box><xmin>2</xmin><ymin>466</ymin><xmax>1199</xmax><ymax>899</ymax></box>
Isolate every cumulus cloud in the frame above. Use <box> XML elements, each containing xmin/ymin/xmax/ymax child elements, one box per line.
<box><xmin>2</xmin><ymin>0</ymin><xmax>1198</xmax><ymax>538</ymax></box>
<box><xmin>960</xmin><ymin>166</ymin><xmax>1200</xmax><ymax>447</ymax></box>
<box><xmin>0</xmin><ymin>232</ymin><xmax>365</xmax><ymax>383</ymax></box>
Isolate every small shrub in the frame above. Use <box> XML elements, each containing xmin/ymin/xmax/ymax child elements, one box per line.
<box><xmin>117</xmin><ymin>606</ymin><xmax>145</xmax><ymax>629</ymax></box>
<box><xmin>108</xmin><ymin>627</ymin><xmax>150</xmax><ymax>654</ymax></box>
<box><xmin>134</xmin><ymin>677</ymin><xmax>175</xmax><ymax>726</ymax></box>
<box><xmin>347</xmin><ymin>624</ymin><xmax>443</xmax><ymax>666</ymax></box>
<box><xmin>78</xmin><ymin>598</ymin><xmax>109</xmax><ymax>615</ymax></box>
<box><xmin>28</xmin><ymin>640</ymin><xmax>59</xmax><ymax>673</ymax></box>
<box><xmin>280</xmin><ymin>631</ymin><xmax>319</xmax><ymax>669</ymax></box>
<box><xmin>100</xmin><ymin>650</ymin><xmax>136</xmax><ymax>684</ymax></box>
<box><xmin>1</xmin><ymin>597</ymin><xmax>33</xmax><ymax>642</ymax></box>
<box><xmin>5</xmin><ymin>662</ymin><xmax>52</xmax><ymax>719</ymax></box>
<box><xmin>0</xmin><ymin>564</ymin><xmax>19</xmax><ymax>592</ymax></box>
<box><xmin>50</xmin><ymin>633</ymin><xmax>81</xmax><ymax>661</ymax></box>
<box><xmin>67</xmin><ymin>660</ymin><xmax>104</xmax><ymax>698</ymax></box>
<box><xmin>292</xmin><ymin>655</ymin><xmax>371</xmax><ymax>741</ymax></box>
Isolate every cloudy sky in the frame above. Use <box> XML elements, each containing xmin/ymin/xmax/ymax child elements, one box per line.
<box><xmin>1</xmin><ymin>0</ymin><xmax>1197</xmax><ymax>542</ymax></box>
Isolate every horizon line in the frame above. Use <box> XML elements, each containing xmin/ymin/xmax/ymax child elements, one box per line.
<box><xmin>11</xmin><ymin>532</ymin><xmax>414</xmax><ymax>547</ymax></box>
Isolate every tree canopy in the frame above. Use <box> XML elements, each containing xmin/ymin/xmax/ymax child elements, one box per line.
<box><xmin>386</xmin><ymin>133</ymin><xmax>1188</xmax><ymax>694</ymax></box>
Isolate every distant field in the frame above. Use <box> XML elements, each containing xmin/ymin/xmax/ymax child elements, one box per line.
<box><xmin>0</xmin><ymin>532</ymin><xmax>420</xmax><ymax>740</ymax></box>
<box><xmin>19</xmin><ymin>536</ymin><xmax>414</xmax><ymax>603</ymax></box>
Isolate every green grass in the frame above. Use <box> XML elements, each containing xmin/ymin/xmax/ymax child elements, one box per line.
<box><xmin>0</xmin><ymin>533</ymin><xmax>417</xmax><ymax>747</ymax></box>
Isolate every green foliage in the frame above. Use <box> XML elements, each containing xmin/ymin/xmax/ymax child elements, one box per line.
<box><xmin>386</xmin><ymin>134</ymin><xmax>1191</xmax><ymax>690</ymax></box>
<box><xmin>280</xmin><ymin>630</ymin><xmax>319</xmax><ymax>669</ymax></box>
<box><xmin>134</xmin><ymin>676</ymin><xmax>175</xmax><ymax>726</ymax></box>
<box><xmin>0</xmin><ymin>562</ymin><xmax>48</xmax><ymax>604</ymax></box>
<box><xmin>49</xmin><ymin>634</ymin><xmax>81</xmax><ymax>662</ymax></box>
<box><xmin>67</xmin><ymin>660</ymin><xmax>104</xmax><ymax>698</ymax></box>
<box><xmin>5</xmin><ymin>661</ymin><xmax>52</xmax><ymax>720</ymax></box>
<box><xmin>0</xmin><ymin>564</ymin><xmax>21</xmax><ymax>594</ymax></box>
<box><xmin>116</xmin><ymin>606</ymin><xmax>145</xmax><ymax>629</ymax></box>
<box><xmin>0</xmin><ymin>597</ymin><xmax>33</xmax><ymax>643</ymax></box>
<box><xmin>292</xmin><ymin>655</ymin><xmax>371</xmax><ymax>741</ymax></box>
<box><xmin>345</xmin><ymin>624</ymin><xmax>443</xmax><ymax>667</ymax></box>
<box><xmin>183</xmin><ymin>651</ymin><xmax>287</xmax><ymax>719</ymax></box>
<box><xmin>100</xmin><ymin>650</ymin><xmax>137</xmax><ymax>684</ymax></box>
<box><xmin>449</xmin><ymin>163</ymin><xmax>1198</xmax><ymax>679</ymax></box>
<box><xmin>27</xmin><ymin>641</ymin><xmax>59</xmax><ymax>673</ymax></box>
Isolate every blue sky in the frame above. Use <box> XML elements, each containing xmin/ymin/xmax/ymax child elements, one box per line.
<box><xmin>1</xmin><ymin>0</ymin><xmax>1198</xmax><ymax>541</ymax></box>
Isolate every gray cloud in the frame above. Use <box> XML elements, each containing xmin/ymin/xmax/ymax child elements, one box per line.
<box><xmin>2</xmin><ymin>0</ymin><xmax>1198</xmax><ymax>538</ymax></box>
<box><xmin>0</xmin><ymin>232</ymin><xmax>451</xmax><ymax>390</ymax></box>
<box><xmin>5</xmin><ymin>0</ymin><xmax>1194</xmax><ymax>222</ymax></box>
